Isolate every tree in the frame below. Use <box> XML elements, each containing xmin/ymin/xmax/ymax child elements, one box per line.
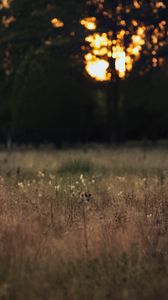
<box><xmin>0</xmin><ymin>0</ymin><xmax>96</xmax><ymax>145</ymax></box>
<box><xmin>0</xmin><ymin>1</ymin><xmax>16</xmax><ymax>145</ymax></box>
<box><xmin>0</xmin><ymin>0</ymin><xmax>167</xmax><ymax>144</ymax></box>
<box><xmin>81</xmin><ymin>0</ymin><xmax>168</xmax><ymax>141</ymax></box>
<box><xmin>0</xmin><ymin>0</ymin><xmax>85</xmax><ymax>144</ymax></box>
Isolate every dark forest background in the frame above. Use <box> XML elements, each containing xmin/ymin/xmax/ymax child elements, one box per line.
<box><xmin>0</xmin><ymin>0</ymin><xmax>168</xmax><ymax>146</ymax></box>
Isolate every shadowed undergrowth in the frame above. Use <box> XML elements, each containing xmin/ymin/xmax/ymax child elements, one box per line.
<box><xmin>57</xmin><ymin>158</ymin><xmax>96</xmax><ymax>175</ymax></box>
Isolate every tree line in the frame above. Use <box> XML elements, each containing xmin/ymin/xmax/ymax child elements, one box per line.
<box><xmin>0</xmin><ymin>0</ymin><xmax>168</xmax><ymax>145</ymax></box>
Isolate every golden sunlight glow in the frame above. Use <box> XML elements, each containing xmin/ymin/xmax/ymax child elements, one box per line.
<box><xmin>155</xmin><ymin>1</ymin><xmax>166</xmax><ymax>9</ymax></box>
<box><xmin>80</xmin><ymin>1</ymin><xmax>167</xmax><ymax>81</ymax></box>
<box><xmin>0</xmin><ymin>1</ymin><xmax>15</xmax><ymax>27</ymax></box>
<box><xmin>133</xmin><ymin>0</ymin><xmax>141</xmax><ymax>9</ymax></box>
<box><xmin>2</xmin><ymin>15</ymin><xmax>15</xmax><ymax>27</ymax></box>
<box><xmin>83</xmin><ymin>25</ymin><xmax>146</xmax><ymax>81</ymax></box>
<box><xmin>0</xmin><ymin>0</ymin><xmax>10</xmax><ymax>9</ymax></box>
<box><xmin>80</xmin><ymin>17</ymin><xmax>97</xmax><ymax>30</ymax></box>
<box><xmin>85</xmin><ymin>57</ymin><xmax>110</xmax><ymax>81</ymax></box>
<box><xmin>51</xmin><ymin>18</ymin><xmax>64</xmax><ymax>28</ymax></box>
<box><xmin>113</xmin><ymin>48</ymin><xmax>126</xmax><ymax>78</ymax></box>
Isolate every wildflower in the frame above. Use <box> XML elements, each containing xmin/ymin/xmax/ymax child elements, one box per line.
<box><xmin>107</xmin><ymin>186</ymin><xmax>112</xmax><ymax>192</ymax></box>
<box><xmin>80</xmin><ymin>174</ymin><xmax>84</xmax><ymax>180</ymax></box>
<box><xmin>37</xmin><ymin>171</ymin><xmax>45</xmax><ymax>178</ymax></box>
<box><xmin>117</xmin><ymin>176</ymin><xmax>126</xmax><ymax>182</ymax></box>
<box><xmin>80</xmin><ymin>174</ymin><xmax>86</xmax><ymax>186</ymax></box>
<box><xmin>147</xmin><ymin>214</ymin><xmax>152</xmax><ymax>219</ymax></box>
<box><xmin>0</xmin><ymin>176</ymin><xmax>4</xmax><ymax>184</ymax></box>
<box><xmin>18</xmin><ymin>182</ymin><xmax>24</xmax><ymax>189</ymax></box>
<box><xmin>70</xmin><ymin>185</ymin><xmax>75</xmax><ymax>190</ymax></box>
<box><xmin>55</xmin><ymin>185</ymin><xmax>60</xmax><ymax>192</ymax></box>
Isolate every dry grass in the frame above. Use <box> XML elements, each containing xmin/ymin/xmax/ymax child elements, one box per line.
<box><xmin>0</xmin><ymin>145</ymin><xmax>168</xmax><ymax>300</ymax></box>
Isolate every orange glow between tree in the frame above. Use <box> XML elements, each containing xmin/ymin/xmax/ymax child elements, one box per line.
<box><xmin>51</xmin><ymin>18</ymin><xmax>64</xmax><ymax>28</ymax></box>
<box><xmin>80</xmin><ymin>17</ymin><xmax>97</xmax><ymax>30</ymax></box>
<box><xmin>0</xmin><ymin>0</ymin><xmax>166</xmax><ymax>82</ymax></box>
<box><xmin>0</xmin><ymin>1</ymin><xmax>15</xmax><ymax>27</ymax></box>
<box><xmin>0</xmin><ymin>0</ymin><xmax>10</xmax><ymax>9</ymax></box>
<box><xmin>2</xmin><ymin>15</ymin><xmax>15</xmax><ymax>27</ymax></box>
<box><xmin>80</xmin><ymin>0</ymin><xmax>167</xmax><ymax>82</ymax></box>
<box><xmin>81</xmin><ymin>17</ymin><xmax>146</xmax><ymax>81</ymax></box>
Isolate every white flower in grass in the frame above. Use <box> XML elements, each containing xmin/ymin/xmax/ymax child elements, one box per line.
<box><xmin>80</xmin><ymin>174</ymin><xmax>86</xmax><ymax>186</ymax></box>
<box><xmin>147</xmin><ymin>214</ymin><xmax>153</xmax><ymax>219</ymax></box>
<box><xmin>55</xmin><ymin>185</ymin><xmax>60</xmax><ymax>192</ymax></box>
<box><xmin>37</xmin><ymin>171</ymin><xmax>45</xmax><ymax>178</ymax></box>
<box><xmin>0</xmin><ymin>176</ymin><xmax>4</xmax><ymax>184</ymax></box>
<box><xmin>18</xmin><ymin>182</ymin><xmax>24</xmax><ymax>189</ymax></box>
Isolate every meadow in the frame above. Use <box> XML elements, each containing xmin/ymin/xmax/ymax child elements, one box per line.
<box><xmin>0</xmin><ymin>145</ymin><xmax>168</xmax><ymax>300</ymax></box>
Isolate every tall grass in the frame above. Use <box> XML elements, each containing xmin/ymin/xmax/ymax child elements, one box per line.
<box><xmin>0</xmin><ymin>146</ymin><xmax>168</xmax><ymax>299</ymax></box>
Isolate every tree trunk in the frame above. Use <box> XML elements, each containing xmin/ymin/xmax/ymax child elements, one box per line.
<box><xmin>106</xmin><ymin>30</ymin><xmax>121</xmax><ymax>142</ymax></box>
<box><xmin>107</xmin><ymin>78</ymin><xmax>120</xmax><ymax>142</ymax></box>
<box><xmin>7</xmin><ymin>132</ymin><xmax>12</xmax><ymax>151</ymax></box>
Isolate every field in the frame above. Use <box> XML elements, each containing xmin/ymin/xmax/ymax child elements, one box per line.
<box><xmin>0</xmin><ymin>145</ymin><xmax>168</xmax><ymax>300</ymax></box>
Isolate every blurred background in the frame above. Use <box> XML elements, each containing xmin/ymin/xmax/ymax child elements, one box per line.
<box><xmin>0</xmin><ymin>0</ymin><xmax>168</xmax><ymax>146</ymax></box>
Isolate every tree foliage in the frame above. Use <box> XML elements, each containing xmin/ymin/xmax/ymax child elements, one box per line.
<box><xmin>82</xmin><ymin>0</ymin><xmax>167</xmax><ymax>80</ymax></box>
<box><xmin>0</xmin><ymin>0</ymin><xmax>167</xmax><ymax>144</ymax></box>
